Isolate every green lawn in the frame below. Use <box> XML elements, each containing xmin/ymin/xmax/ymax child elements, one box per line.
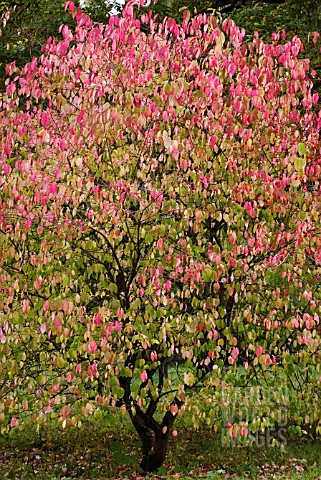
<box><xmin>0</xmin><ymin>414</ymin><xmax>321</xmax><ymax>479</ymax></box>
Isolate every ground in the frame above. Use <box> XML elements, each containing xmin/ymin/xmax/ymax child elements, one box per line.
<box><xmin>0</xmin><ymin>414</ymin><xmax>320</xmax><ymax>479</ymax></box>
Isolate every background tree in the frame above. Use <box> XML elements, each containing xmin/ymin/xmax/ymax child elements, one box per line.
<box><xmin>136</xmin><ymin>0</ymin><xmax>321</xmax><ymax>90</ymax></box>
<box><xmin>1</xmin><ymin>0</ymin><xmax>321</xmax><ymax>473</ymax></box>
<box><xmin>135</xmin><ymin>0</ymin><xmax>294</xmax><ymax>23</ymax></box>
<box><xmin>231</xmin><ymin>0</ymin><xmax>321</xmax><ymax>92</ymax></box>
<box><xmin>0</xmin><ymin>0</ymin><xmax>118</xmax><ymax>90</ymax></box>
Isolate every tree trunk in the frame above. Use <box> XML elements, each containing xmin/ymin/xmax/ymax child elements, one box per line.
<box><xmin>129</xmin><ymin>410</ymin><xmax>171</xmax><ymax>473</ymax></box>
<box><xmin>139</xmin><ymin>427</ymin><xmax>170</xmax><ymax>472</ymax></box>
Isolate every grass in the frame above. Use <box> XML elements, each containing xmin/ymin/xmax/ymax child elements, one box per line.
<box><xmin>0</xmin><ymin>413</ymin><xmax>321</xmax><ymax>479</ymax></box>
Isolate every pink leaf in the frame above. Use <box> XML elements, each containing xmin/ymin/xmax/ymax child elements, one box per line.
<box><xmin>231</xmin><ymin>347</ymin><xmax>239</xmax><ymax>359</ymax></box>
<box><xmin>88</xmin><ymin>340</ymin><xmax>97</xmax><ymax>353</ymax></box>
<box><xmin>157</xmin><ymin>237</ymin><xmax>164</xmax><ymax>249</ymax></box>
<box><xmin>41</xmin><ymin>112</ymin><xmax>50</xmax><ymax>127</ymax></box>
<box><xmin>40</xmin><ymin>323</ymin><xmax>47</xmax><ymax>334</ymax></box>
<box><xmin>256</xmin><ymin>346</ymin><xmax>264</xmax><ymax>357</ymax></box>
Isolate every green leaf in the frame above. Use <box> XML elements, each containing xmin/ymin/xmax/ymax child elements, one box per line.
<box><xmin>294</xmin><ymin>157</ymin><xmax>306</xmax><ymax>171</ymax></box>
<box><xmin>297</xmin><ymin>143</ymin><xmax>306</xmax><ymax>156</ymax></box>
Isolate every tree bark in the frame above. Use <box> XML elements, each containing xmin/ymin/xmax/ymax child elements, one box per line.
<box><xmin>139</xmin><ymin>427</ymin><xmax>171</xmax><ymax>472</ymax></box>
<box><xmin>128</xmin><ymin>398</ymin><xmax>184</xmax><ymax>473</ymax></box>
<box><xmin>130</xmin><ymin>410</ymin><xmax>171</xmax><ymax>472</ymax></box>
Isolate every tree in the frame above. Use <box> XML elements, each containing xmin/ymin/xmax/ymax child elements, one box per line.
<box><xmin>230</xmin><ymin>0</ymin><xmax>321</xmax><ymax>38</ymax></box>
<box><xmin>0</xmin><ymin>0</ymin><xmax>118</xmax><ymax>90</ymax></box>
<box><xmin>1</xmin><ymin>0</ymin><xmax>321</xmax><ymax>472</ymax></box>
<box><xmin>0</xmin><ymin>1</ymin><xmax>78</xmax><ymax>89</ymax></box>
<box><xmin>230</xmin><ymin>1</ymin><xmax>321</xmax><ymax>93</ymax></box>
<box><xmin>137</xmin><ymin>0</ymin><xmax>321</xmax><ymax>92</ymax></box>
<box><xmin>135</xmin><ymin>0</ymin><xmax>290</xmax><ymax>23</ymax></box>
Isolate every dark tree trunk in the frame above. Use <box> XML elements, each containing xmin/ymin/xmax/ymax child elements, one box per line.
<box><xmin>129</xmin><ymin>403</ymin><xmax>181</xmax><ymax>473</ymax></box>
<box><xmin>139</xmin><ymin>427</ymin><xmax>170</xmax><ymax>472</ymax></box>
<box><xmin>120</xmin><ymin>362</ymin><xmax>183</xmax><ymax>473</ymax></box>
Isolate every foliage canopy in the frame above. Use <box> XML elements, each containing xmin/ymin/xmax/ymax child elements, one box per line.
<box><xmin>1</xmin><ymin>0</ymin><xmax>321</xmax><ymax>472</ymax></box>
